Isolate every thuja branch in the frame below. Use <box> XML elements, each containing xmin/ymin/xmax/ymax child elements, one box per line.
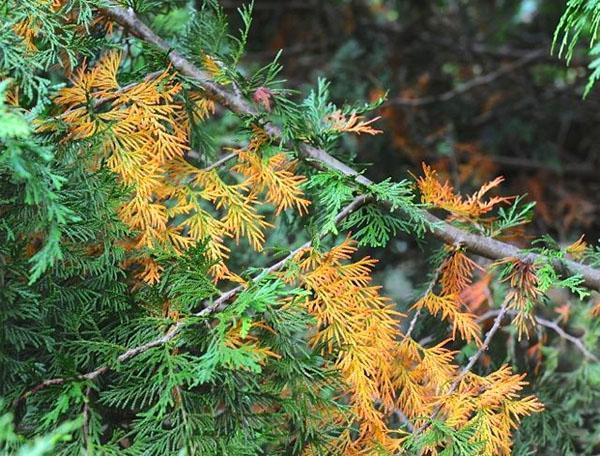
<box><xmin>102</xmin><ymin>3</ymin><xmax>600</xmax><ymax>292</ymax></box>
<box><xmin>386</xmin><ymin>49</ymin><xmax>544</xmax><ymax>107</ymax></box>
<box><xmin>16</xmin><ymin>196</ymin><xmax>370</xmax><ymax>402</ymax></box>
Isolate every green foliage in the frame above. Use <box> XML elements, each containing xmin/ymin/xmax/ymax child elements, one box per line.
<box><xmin>488</xmin><ymin>195</ymin><xmax>536</xmax><ymax>237</ymax></box>
<box><xmin>514</xmin><ymin>362</ymin><xmax>600</xmax><ymax>455</ymax></box>
<box><xmin>1</xmin><ymin>409</ymin><xmax>82</xmax><ymax>456</ymax></box>
<box><xmin>525</xmin><ymin>238</ymin><xmax>591</xmax><ymax>299</ymax></box>
<box><xmin>306</xmin><ymin>170</ymin><xmax>355</xmax><ymax>236</ymax></box>
<box><xmin>0</xmin><ymin>80</ymin><xmax>79</xmax><ymax>281</ymax></box>
<box><xmin>0</xmin><ymin>0</ymin><xmax>104</xmax><ymax>102</ymax></box>
<box><xmin>554</xmin><ymin>0</ymin><xmax>600</xmax><ymax>94</ymax></box>
<box><xmin>306</xmin><ymin>172</ymin><xmax>428</xmax><ymax>247</ymax></box>
<box><xmin>342</xmin><ymin>178</ymin><xmax>427</xmax><ymax>247</ymax></box>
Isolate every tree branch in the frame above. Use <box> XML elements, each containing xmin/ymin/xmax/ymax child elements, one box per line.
<box><xmin>28</xmin><ymin>4</ymin><xmax>589</xmax><ymax>406</ymax></box>
<box><xmin>100</xmin><ymin>3</ymin><xmax>600</xmax><ymax>292</ymax></box>
<box><xmin>409</xmin><ymin>300</ymin><xmax>511</xmax><ymax>441</ymax></box>
<box><xmin>386</xmin><ymin>50</ymin><xmax>544</xmax><ymax>107</ymax></box>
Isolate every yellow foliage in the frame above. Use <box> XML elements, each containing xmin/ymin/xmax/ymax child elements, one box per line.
<box><xmin>12</xmin><ymin>0</ymin><xmax>64</xmax><ymax>51</ymax></box>
<box><xmin>167</xmin><ymin>186</ymin><xmax>231</xmax><ymax>279</ymax></box>
<box><xmin>566</xmin><ymin>235</ymin><xmax>587</xmax><ymax>260</ymax></box>
<box><xmin>391</xmin><ymin>341</ymin><xmax>542</xmax><ymax>456</ymax></box>
<box><xmin>393</xmin><ymin>338</ymin><xmax>458</xmax><ymax>420</ymax></box>
<box><xmin>292</xmin><ymin>238</ymin><xmax>403</xmax><ymax>453</ymax></box>
<box><xmin>233</xmin><ymin>150</ymin><xmax>311</xmax><ymax>215</ymax></box>
<box><xmin>448</xmin><ymin>366</ymin><xmax>544</xmax><ymax>456</ymax></box>
<box><xmin>13</xmin><ymin>20</ymin><xmax>38</xmax><ymax>51</ymax></box>
<box><xmin>202</xmin><ymin>55</ymin><xmax>223</xmax><ymax>78</ymax></box>
<box><xmin>46</xmin><ymin>50</ymin><xmax>543</xmax><ymax>456</ymax></box>
<box><xmin>194</xmin><ymin>169</ymin><xmax>272</xmax><ymax>251</ymax></box>
<box><xmin>186</xmin><ymin>91</ymin><xmax>216</xmax><ymax>124</ymax></box>
<box><xmin>50</xmin><ymin>52</ymin><xmax>311</xmax><ymax>284</ymax></box>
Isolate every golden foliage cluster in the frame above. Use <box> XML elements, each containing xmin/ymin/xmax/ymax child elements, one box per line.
<box><xmin>395</xmin><ymin>338</ymin><xmax>542</xmax><ymax>455</ymax></box>
<box><xmin>50</xmin><ymin>52</ymin><xmax>310</xmax><ymax>283</ymax></box>
<box><xmin>288</xmin><ymin>240</ymin><xmax>542</xmax><ymax>454</ymax></box>
<box><xmin>291</xmin><ymin>238</ymin><xmax>402</xmax><ymax>453</ymax></box>
<box><xmin>416</xmin><ymin>163</ymin><xmax>511</xmax><ymax>220</ymax></box>
<box><xmin>413</xmin><ymin>250</ymin><xmax>482</xmax><ymax>344</ymax></box>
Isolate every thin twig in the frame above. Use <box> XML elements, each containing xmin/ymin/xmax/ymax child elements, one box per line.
<box><xmin>404</xmin><ymin>267</ymin><xmax>443</xmax><ymax>340</ymax></box>
<box><xmin>477</xmin><ymin>309</ymin><xmax>599</xmax><ymax>362</ymax></box>
<box><xmin>410</xmin><ymin>300</ymin><xmax>511</xmax><ymax>440</ymax></box>
<box><xmin>393</xmin><ymin>408</ymin><xmax>415</xmax><ymax>433</ymax></box>
<box><xmin>16</xmin><ymin>196</ymin><xmax>369</xmax><ymax>402</ymax></box>
<box><xmin>404</xmin><ymin>310</ymin><xmax>422</xmax><ymax>341</ymax></box>
<box><xmin>453</xmin><ymin>303</ymin><xmax>510</xmax><ymax>387</ymax></box>
<box><xmin>200</xmin><ymin>151</ymin><xmax>238</xmax><ymax>172</ymax></box>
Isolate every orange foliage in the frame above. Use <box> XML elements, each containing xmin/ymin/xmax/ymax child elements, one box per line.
<box><xmin>591</xmin><ymin>298</ymin><xmax>600</xmax><ymax>317</ymax></box>
<box><xmin>566</xmin><ymin>235</ymin><xmax>587</xmax><ymax>260</ymax></box>
<box><xmin>461</xmin><ymin>275</ymin><xmax>493</xmax><ymax>314</ymax></box>
<box><xmin>413</xmin><ymin>292</ymin><xmax>481</xmax><ymax>344</ymax></box>
<box><xmin>497</xmin><ymin>258</ymin><xmax>542</xmax><ymax>339</ymax></box>
<box><xmin>288</xmin><ymin>239</ymin><xmax>543</xmax><ymax>454</ymax></box>
<box><xmin>411</xmin><ymin>249</ymin><xmax>484</xmax><ymax>344</ymax></box>
<box><xmin>394</xmin><ymin>342</ymin><xmax>542</xmax><ymax>455</ymax></box>
<box><xmin>440</xmin><ymin>249</ymin><xmax>482</xmax><ymax>295</ymax></box>
<box><xmin>50</xmin><ymin>52</ymin><xmax>310</xmax><ymax>283</ymax></box>
<box><xmin>326</xmin><ymin>111</ymin><xmax>383</xmax><ymax>135</ymax></box>
<box><xmin>416</xmin><ymin>163</ymin><xmax>511</xmax><ymax>220</ymax></box>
